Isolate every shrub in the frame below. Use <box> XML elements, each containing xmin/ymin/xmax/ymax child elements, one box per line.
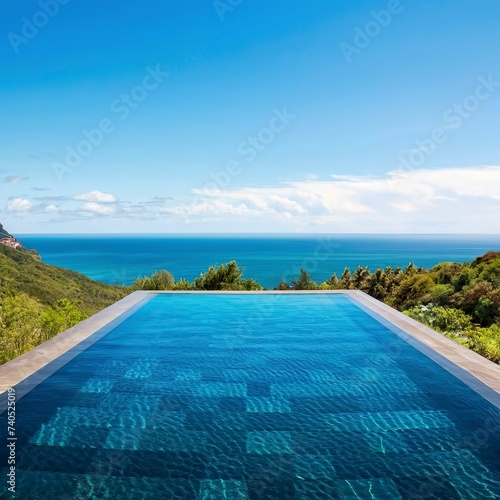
<box><xmin>404</xmin><ymin>305</ymin><xmax>474</xmax><ymax>337</ymax></box>
<box><xmin>42</xmin><ymin>298</ymin><xmax>87</xmax><ymax>337</ymax></box>
<box><xmin>133</xmin><ymin>270</ymin><xmax>175</xmax><ymax>290</ymax></box>
<box><xmin>0</xmin><ymin>293</ymin><xmax>44</xmax><ymax>363</ymax></box>
<box><xmin>172</xmin><ymin>278</ymin><xmax>193</xmax><ymax>290</ymax></box>
<box><xmin>192</xmin><ymin>261</ymin><xmax>262</xmax><ymax>291</ymax></box>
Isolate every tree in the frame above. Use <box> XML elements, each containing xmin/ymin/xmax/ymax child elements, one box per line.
<box><xmin>192</xmin><ymin>261</ymin><xmax>262</xmax><ymax>291</ymax></box>
<box><xmin>474</xmin><ymin>290</ymin><xmax>500</xmax><ymax>325</ymax></box>
<box><xmin>404</xmin><ymin>262</ymin><xmax>418</xmax><ymax>276</ymax></box>
<box><xmin>429</xmin><ymin>284</ymin><xmax>454</xmax><ymax>306</ymax></box>
<box><xmin>393</xmin><ymin>274</ymin><xmax>434</xmax><ymax>309</ymax></box>
<box><xmin>352</xmin><ymin>266</ymin><xmax>370</xmax><ymax>289</ymax></box>
<box><xmin>454</xmin><ymin>267</ymin><xmax>473</xmax><ymax>292</ymax></box>
<box><xmin>433</xmin><ymin>262</ymin><xmax>464</xmax><ymax>285</ymax></box>
<box><xmin>340</xmin><ymin>268</ymin><xmax>352</xmax><ymax>289</ymax></box>
<box><xmin>277</xmin><ymin>280</ymin><xmax>293</xmax><ymax>290</ymax></box>
<box><xmin>318</xmin><ymin>273</ymin><xmax>341</xmax><ymax>290</ymax></box>
<box><xmin>460</xmin><ymin>281</ymin><xmax>493</xmax><ymax>317</ymax></box>
<box><xmin>291</xmin><ymin>268</ymin><xmax>317</xmax><ymax>290</ymax></box>
<box><xmin>477</xmin><ymin>258</ymin><xmax>500</xmax><ymax>288</ymax></box>
<box><xmin>366</xmin><ymin>268</ymin><xmax>388</xmax><ymax>300</ymax></box>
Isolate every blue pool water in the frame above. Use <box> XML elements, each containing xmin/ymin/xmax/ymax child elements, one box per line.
<box><xmin>2</xmin><ymin>294</ymin><xmax>500</xmax><ymax>499</ymax></box>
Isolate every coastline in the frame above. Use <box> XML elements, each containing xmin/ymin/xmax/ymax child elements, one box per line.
<box><xmin>16</xmin><ymin>234</ymin><xmax>500</xmax><ymax>289</ymax></box>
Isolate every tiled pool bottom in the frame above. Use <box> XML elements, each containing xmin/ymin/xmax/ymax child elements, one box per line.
<box><xmin>1</xmin><ymin>294</ymin><xmax>500</xmax><ymax>499</ymax></box>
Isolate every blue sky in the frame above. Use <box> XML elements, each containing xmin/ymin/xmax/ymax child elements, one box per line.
<box><xmin>1</xmin><ymin>0</ymin><xmax>500</xmax><ymax>233</ymax></box>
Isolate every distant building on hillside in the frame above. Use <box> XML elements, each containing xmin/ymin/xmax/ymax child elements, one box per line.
<box><xmin>0</xmin><ymin>237</ymin><xmax>22</xmax><ymax>250</ymax></box>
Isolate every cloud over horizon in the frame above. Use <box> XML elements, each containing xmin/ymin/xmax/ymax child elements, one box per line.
<box><xmin>167</xmin><ymin>165</ymin><xmax>500</xmax><ymax>232</ymax></box>
<box><xmin>3</xmin><ymin>166</ymin><xmax>500</xmax><ymax>233</ymax></box>
<box><xmin>72</xmin><ymin>191</ymin><xmax>118</xmax><ymax>203</ymax></box>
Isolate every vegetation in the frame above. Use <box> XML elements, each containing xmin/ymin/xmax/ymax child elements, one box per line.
<box><xmin>0</xmin><ymin>244</ymin><xmax>128</xmax><ymax>363</ymax></box>
<box><xmin>404</xmin><ymin>305</ymin><xmax>500</xmax><ymax>363</ymax></box>
<box><xmin>132</xmin><ymin>270</ymin><xmax>175</xmax><ymax>291</ymax></box>
<box><xmin>291</xmin><ymin>268</ymin><xmax>317</xmax><ymax>290</ymax></box>
<box><xmin>191</xmin><ymin>261</ymin><xmax>262</xmax><ymax>290</ymax></box>
<box><xmin>0</xmin><ymin>223</ymin><xmax>11</xmax><ymax>239</ymax></box>
<box><xmin>132</xmin><ymin>261</ymin><xmax>262</xmax><ymax>291</ymax></box>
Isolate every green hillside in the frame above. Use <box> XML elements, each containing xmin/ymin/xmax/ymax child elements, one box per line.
<box><xmin>0</xmin><ymin>244</ymin><xmax>128</xmax><ymax>363</ymax></box>
<box><xmin>0</xmin><ymin>223</ymin><xmax>11</xmax><ymax>239</ymax></box>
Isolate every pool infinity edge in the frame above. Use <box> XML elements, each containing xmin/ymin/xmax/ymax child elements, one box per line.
<box><xmin>1</xmin><ymin>290</ymin><xmax>499</xmax><ymax>413</ymax></box>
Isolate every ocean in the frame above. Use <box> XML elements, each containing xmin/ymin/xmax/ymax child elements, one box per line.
<box><xmin>18</xmin><ymin>234</ymin><xmax>500</xmax><ymax>290</ymax></box>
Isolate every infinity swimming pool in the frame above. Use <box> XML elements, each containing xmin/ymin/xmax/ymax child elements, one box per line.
<box><xmin>1</xmin><ymin>293</ymin><xmax>500</xmax><ymax>499</ymax></box>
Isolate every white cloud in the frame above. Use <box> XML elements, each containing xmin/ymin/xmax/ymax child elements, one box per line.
<box><xmin>168</xmin><ymin>198</ymin><xmax>262</xmax><ymax>218</ymax></box>
<box><xmin>81</xmin><ymin>202</ymin><xmax>117</xmax><ymax>216</ymax></box>
<box><xmin>7</xmin><ymin>198</ymin><xmax>33</xmax><ymax>213</ymax></box>
<box><xmin>166</xmin><ymin>165</ymin><xmax>500</xmax><ymax>232</ymax></box>
<box><xmin>4</xmin><ymin>167</ymin><xmax>499</xmax><ymax>233</ymax></box>
<box><xmin>73</xmin><ymin>190</ymin><xmax>117</xmax><ymax>203</ymax></box>
<box><xmin>388</xmin><ymin>202</ymin><xmax>419</xmax><ymax>213</ymax></box>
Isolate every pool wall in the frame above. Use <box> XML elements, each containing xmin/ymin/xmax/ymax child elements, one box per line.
<box><xmin>1</xmin><ymin>290</ymin><xmax>499</xmax><ymax>413</ymax></box>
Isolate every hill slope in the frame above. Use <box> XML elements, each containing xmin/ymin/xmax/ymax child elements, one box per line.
<box><xmin>0</xmin><ymin>244</ymin><xmax>128</xmax><ymax>314</ymax></box>
<box><xmin>0</xmin><ymin>244</ymin><xmax>129</xmax><ymax>363</ymax></box>
<box><xmin>0</xmin><ymin>223</ymin><xmax>12</xmax><ymax>239</ymax></box>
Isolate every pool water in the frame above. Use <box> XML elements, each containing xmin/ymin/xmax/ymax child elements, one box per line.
<box><xmin>1</xmin><ymin>294</ymin><xmax>500</xmax><ymax>499</ymax></box>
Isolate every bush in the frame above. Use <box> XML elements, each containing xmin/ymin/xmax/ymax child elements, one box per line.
<box><xmin>172</xmin><ymin>278</ymin><xmax>193</xmax><ymax>291</ymax></box>
<box><xmin>474</xmin><ymin>291</ymin><xmax>500</xmax><ymax>325</ymax></box>
<box><xmin>0</xmin><ymin>294</ymin><xmax>45</xmax><ymax>363</ymax></box>
<box><xmin>430</xmin><ymin>284</ymin><xmax>454</xmax><ymax>305</ymax></box>
<box><xmin>192</xmin><ymin>261</ymin><xmax>262</xmax><ymax>291</ymax></box>
<box><xmin>464</xmin><ymin>324</ymin><xmax>500</xmax><ymax>363</ymax></box>
<box><xmin>133</xmin><ymin>270</ymin><xmax>175</xmax><ymax>290</ymax></box>
<box><xmin>42</xmin><ymin>298</ymin><xmax>86</xmax><ymax>337</ymax></box>
<box><xmin>404</xmin><ymin>305</ymin><xmax>474</xmax><ymax>337</ymax></box>
<box><xmin>0</xmin><ymin>294</ymin><xmax>88</xmax><ymax>364</ymax></box>
<box><xmin>394</xmin><ymin>275</ymin><xmax>434</xmax><ymax>309</ymax></box>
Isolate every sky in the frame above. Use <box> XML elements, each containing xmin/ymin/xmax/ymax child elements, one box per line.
<box><xmin>1</xmin><ymin>0</ymin><xmax>500</xmax><ymax>234</ymax></box>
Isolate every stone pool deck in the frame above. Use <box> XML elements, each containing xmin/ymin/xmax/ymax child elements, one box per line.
<box><xmin>1</xmin><ymin>290</ymin><xmax>499</xmax><ymax>412</ymax></box>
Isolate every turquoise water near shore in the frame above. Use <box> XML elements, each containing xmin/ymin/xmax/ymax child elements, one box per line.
<box><xmin>19</xmin><ymin>234</ymin><xmax>500</xmax><ymax>289</ymax></box>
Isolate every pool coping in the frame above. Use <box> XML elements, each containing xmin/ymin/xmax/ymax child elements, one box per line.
<box><xmin>1</xmin><ymin>290</ymin><xmax>499</xmax><ymax>410</ymax></box>
<box><xmin>0</xmin><ymin>291</ymin><xmax>151</xmax><ymax>407</ymax></box>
